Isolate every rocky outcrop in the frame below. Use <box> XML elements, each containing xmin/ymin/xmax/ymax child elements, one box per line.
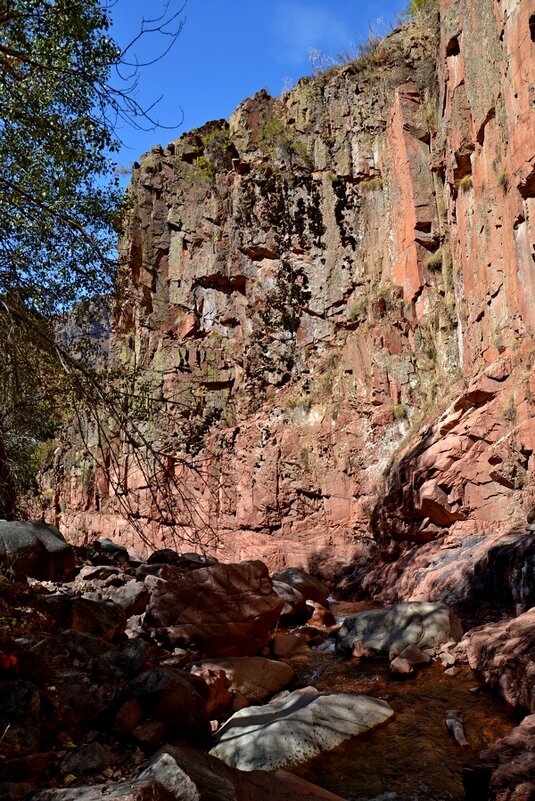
<box><xmin>373</xmin><ymin>360</ymin><xmax>535</xmax><ymax>546</ymax></box>
<box><xmin>49</xmin><ymin>0</ymin><xmax>535</xmax><ymax>604</ymax></box>
<box><xmin>464</xmin><ymin>715</ymin><xmax>535</xmax><ymax>801</ymax></box>
<box><xmin>50</xmin><ymin>13</ymin><xmax>447</xmax><ymax>568</ymax></box>
<box><xmin>462</xmin><ymin>607</ymin><xmax>535</xmax><ymax>712</ymax></box>
<box><xmin>362</xmin><ymin>525</ymin><xmax>535</xmax><ymax>618</ymax></box>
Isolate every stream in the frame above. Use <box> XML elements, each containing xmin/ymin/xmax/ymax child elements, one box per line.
<box><xmin>285</xmin><ymin>602</ymin><xmax>518</xmax><ymax>801</ymax></box>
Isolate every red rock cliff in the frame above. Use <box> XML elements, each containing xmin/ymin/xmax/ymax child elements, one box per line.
<box><xmin>53</xmin><ymin>0</ymin><xmax>535</xmax><ymax>588</ymax></box>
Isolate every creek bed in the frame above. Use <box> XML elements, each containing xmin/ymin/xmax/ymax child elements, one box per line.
<box><xmin>285</xmin><ymin>603</ymin><xmax>518</xmax><ymax>801</ymax></box>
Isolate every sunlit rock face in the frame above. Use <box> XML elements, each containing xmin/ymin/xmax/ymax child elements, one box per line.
<box><xmin>54</xmin><ymin>0</ymin><xmax>535</xmax><ymax>593</ymax></box>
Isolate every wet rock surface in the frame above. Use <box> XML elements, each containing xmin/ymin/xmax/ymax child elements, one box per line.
<box><xmin>287</xmin><ymin>623</ymin><xmax>521</xmax><ymax>801</ymax></box>
<box><xmin>464</xmin><ymin>714</ymin><xmax>535</xmax><ymax>801</ymax></box>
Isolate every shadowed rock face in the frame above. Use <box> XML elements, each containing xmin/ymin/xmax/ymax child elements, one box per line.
<box><xmin>464</xmin><ymin>715</ymin><xmax>535</xmax><ymax>801</ymax></box>
<box><xmin>51</xmin><ymin>0</ymin><xmax>535</xmax><ymax>591</ymax></box>
<box><xmin>209</xmin><ymin>689</ymin><xmax>394</xmax><ymax>771</ymax></box>
<box><xmin>462</xmin><ymin>608</ymin><xmax>535</xmax><ymax>712</ymax></box>
<box><xmin>362</xmin><ymin>526</ymin><xmax>535</xmax><ymax>617</ymax></box>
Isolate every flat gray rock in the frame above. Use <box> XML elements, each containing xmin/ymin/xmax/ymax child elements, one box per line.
<box><xmin>209</xmin><ymin>689</ymin><xmax>394</xmax><ymax>770</ymax></box>
<box><xmin>336</xmin><ymin>601</ymin><xmax>463</xmax><ymax>657</ymax></box>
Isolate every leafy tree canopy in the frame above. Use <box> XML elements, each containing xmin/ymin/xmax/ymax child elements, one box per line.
<box><xmin>0</xmin><ymin>0</ymin><xmax>183</xmax><ymax>516</ymax></box>
<box><xmin>0</xmin><ymin>0</ymin><xmax>124</xmax><ymax>314</ymax></box>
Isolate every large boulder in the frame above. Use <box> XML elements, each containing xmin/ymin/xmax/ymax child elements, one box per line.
<box><xmin>272</xmin><ymin>568</ymin><xmax>330</xmax><ymax>605</ymax></box>
<box><xmin>336</xmin><ymin>601</ymin><xmax>463</xmax><ymax>657</ymax></box>
<box><xmin>209</xmin><ymin>688</ymin><xmax>394</xmax><ymax>771</ymax></box>
<box><xmin>462</xmin><ymin>608</ymin><xmax>535</xmax><ymax>711</ymax></box>
<box><xmin>0</xmin><ymin>521</ymin><xmax>75</xmax><ymax>581</ymax></box>
<box><xmin>143</xmin><ymin>560</ymin><xmax>283</xmax><ymax>657</ymax></box>
<box><xmin>145</xmin><ymin>745</ymin><xmax>348</xmax><ymax>801</ymax></box>
<box><xmin>86</xmin><ymin>539</ymin><xmax>130</xmax><ymax>567</ymax></box>
<box><xmin>189</xmin><ymin>656</ymin><xmax>295</xmax><ymax>703</ymax></box>
<box><xmin>272</xmin><ymin>580</ymin><xmax>311</xmax><ymax>623</ymax></box>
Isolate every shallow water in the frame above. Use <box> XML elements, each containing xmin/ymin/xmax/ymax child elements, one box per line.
<box><xmin>288</xmin><ymin>602</ymin><xmax>518</xmax><ymax>801</ymax></box>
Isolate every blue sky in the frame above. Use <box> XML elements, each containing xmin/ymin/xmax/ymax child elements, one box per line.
<box><xmin>110</xmin><ymin>0</ymin><xmax>408</xmax><ymax>169</ymax></box>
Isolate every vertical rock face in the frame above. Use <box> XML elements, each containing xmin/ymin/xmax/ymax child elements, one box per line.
<box><xmin>438</xmin><ymin>0</ymin><xmax>535</xmax><ymax>362</ymax></box>
<box><xmin>54</xmin><ymin>0</ymin><xmax>535</xmax><ymax>585</ymax></box>
<box><xmin>372</xmin><ymin>0</ymin><xmax>535</xmax><ymax>555</ymax></box>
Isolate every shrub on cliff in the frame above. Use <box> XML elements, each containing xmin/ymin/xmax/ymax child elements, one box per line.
<box><xmin>405</xmin><ymin>0</ymin><xmax>439</xmax><ymax>17</ymax></box>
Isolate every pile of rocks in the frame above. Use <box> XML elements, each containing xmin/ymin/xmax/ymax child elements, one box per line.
<box><xmin>0</xmin><ymin>522</ymin><xmax>384</xmax><ymax>801</ymax></box>
<box><xmin>1</xmin><ymin>521</ymin><xmax>533</xmax><ymax>801</ymax></box>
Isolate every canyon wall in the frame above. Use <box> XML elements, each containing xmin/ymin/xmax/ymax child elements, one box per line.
<box><xmin>53</xmin><ymin>0</ymin><xmax>535</xmax><ymax>593</ymax></box>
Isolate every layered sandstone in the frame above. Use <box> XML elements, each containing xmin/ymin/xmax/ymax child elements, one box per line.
<box><xmin>51</xmin><ymin>0</ymin><xmax>535</xmax><ymax>592</ymax></box>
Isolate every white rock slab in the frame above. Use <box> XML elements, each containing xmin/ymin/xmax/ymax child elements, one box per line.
<box><xmin>209</xmin><ymin>689</ymin><xmax>394</xmax><ymax>771</ymax></box>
